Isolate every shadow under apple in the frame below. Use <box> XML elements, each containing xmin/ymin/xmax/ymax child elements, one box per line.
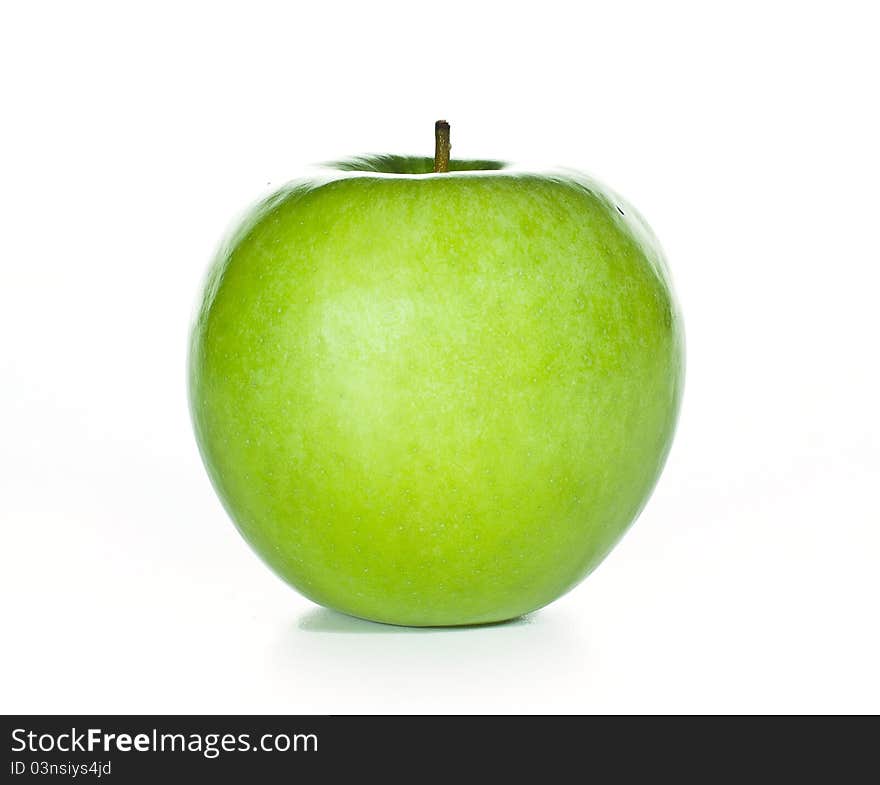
<box><xmin>297</xmin><ymin>607</ymin><xmax>535</xmax><ymax>634</ymax></box>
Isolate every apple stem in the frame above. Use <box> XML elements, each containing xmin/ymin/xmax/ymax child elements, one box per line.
<box><xmin>433</xmin><ymin>120</ymin><xmax>451</xmax><ymax>173</ymax></box>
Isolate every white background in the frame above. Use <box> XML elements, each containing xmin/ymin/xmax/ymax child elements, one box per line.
<box><xmin>2</xmin><ymin>1</ymin><xmax>878</xmax><ymax>714</ymax></box>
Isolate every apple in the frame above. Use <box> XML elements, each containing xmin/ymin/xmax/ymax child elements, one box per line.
<box><xmin>189</xmin><ymin>122</ymin><xmax>684</xmax><ymax>626</ymax></box>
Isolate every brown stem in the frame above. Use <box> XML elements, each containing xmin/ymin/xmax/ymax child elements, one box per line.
<box><xmin>433</xmin><ymin>120</ymin><xmax>451</xmax><ymax>173</ymax></box>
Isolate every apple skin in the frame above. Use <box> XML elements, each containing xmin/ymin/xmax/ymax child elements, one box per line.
<box><xmin>189</xmin><ymin>156</ymin><xmax>684</xmax><ymax>626</ymax></box>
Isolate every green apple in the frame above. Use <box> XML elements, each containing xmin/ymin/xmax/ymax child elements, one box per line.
<box><xmin>189</xmin><ymin>123</ymin><xmax>684</xmax><ymax>627</ymax></box>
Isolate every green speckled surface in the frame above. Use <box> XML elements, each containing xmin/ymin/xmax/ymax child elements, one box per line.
<box><xmin>189</xmin><ymin>158</ymin><xmax>684</xmax><ymax>626</ymax></box>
